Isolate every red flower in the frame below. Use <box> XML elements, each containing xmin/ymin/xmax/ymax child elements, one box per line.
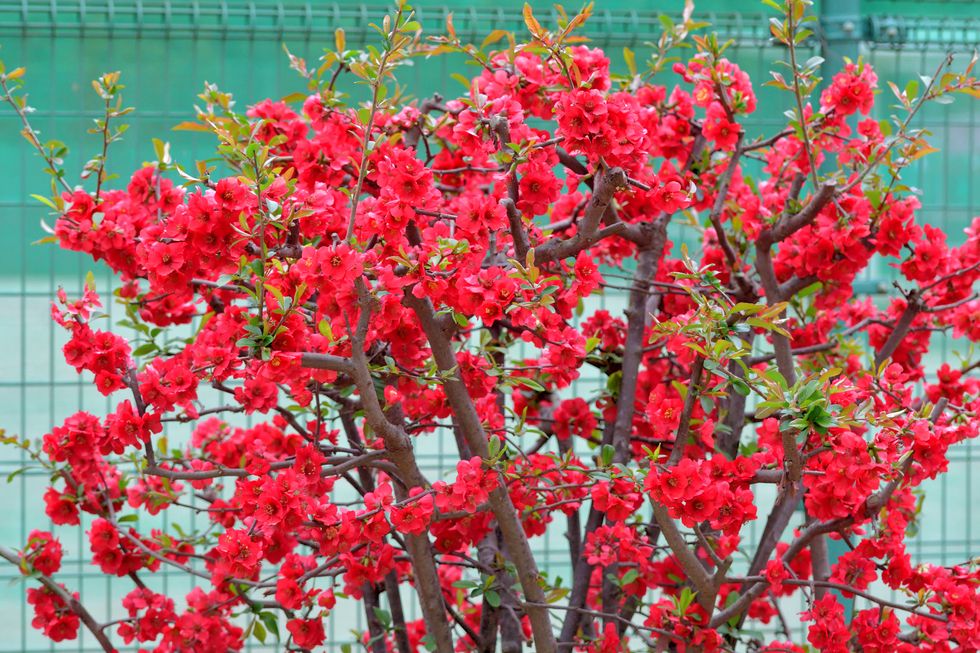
<box><xmin>434</xmin><ymin>457</ymin><xmax>498</xmax><ymax>513</ymax></box>
<box><xmin>103</xmin><ymin>400</ymin><xmax>161</xmax><ymax>455</ymax></box>
<box><xmin>287</xmin><ymin>617</ymin><xmax>326</xmax><ymax>649</ymax></box>
<box><xmin>591</xmin><ymin>477</ymin><xmax>642</xmax><ymax>522</ymax></box>
<box><xmin>702</xmin><ymin>101</ymin><xmax>740</xmax><ymax>150</ymax></box>
<box><xmin>22</xmin><ymin>530</ymin><xmax>63</xmax><ymax>576</ymax></box>
<box><xmin>28</xmin><ymin>586</ymin><xmax>80</xmax><ymax>642</ymax></box>
<box><xmin>764</xmin><ymin>559</ymin><xmax>790</xmax><ymax>595</ymax></box>
<box><xmin>552</xmin><ymin>397</ymin><xmax>597</xmax><ymax>440</ymax></box>
<box><xmin>214</xmin><ymin>529</ymin><xmax>263</xmax><ymax>581</ymax></box>
<box><xmin>390</xmin><ymin>487</ymin><xmax>435</xmax><ymax>535</ymax></box>
<box><xmin>275</xmin><ymin>578</ymin><xmax>307</xmax><ymax>610</ymax></box>
<box><xmin>43</xmin><ymin>488</ymin><xmax>79</xmax><ymax>526</ymax></box>
<box><xmin>820</xmin><ymin>62</ymin><xmax>878</xmax><ymax>116</ymax></box>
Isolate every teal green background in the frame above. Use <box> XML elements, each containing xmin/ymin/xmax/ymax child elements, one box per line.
<box><xmin>0</xmin><ymin>1</ymin><xmax>978</xmax><ymax>650</ymax></box>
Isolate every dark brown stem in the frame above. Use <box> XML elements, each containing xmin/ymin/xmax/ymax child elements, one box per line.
<box><xmin>809</xmin><ymin>528</ymin><xmax>832</xmax><ymax>600</ymax></box>
<box><xmin>476</xmin><ymin>534</ymin><xmax>499</xmax><ymax>653</ymax></box>
<box><xmin>348</xmin><ymin>281</ymin><xmax>455</xmax><ymax>653</ymax></box>
<box><xmin>502</xmin><ymin>197</ymin><xmax>530</xmax><ymax>262</ymax></box>
<box><xmin>759</xmin><ymin>182</ymin><xmax>837</xmax><ymax>247</ymax></box>
<box><xmin>667</xmin><ymin>357</ymin><xmax>706</xmax><ymax>465</ymax></box>
<box><xmin>874</xmin><ymin>296</ymin><xmax>921</xmax><ymax>368</ymax></box>
<box><xmin>533</xmin><ymin>166</ymin><xmax>629</xmax><ymax>265</ymax></box>
<box><xmin>298</xmin><ymin>352</ymin><xmax>354</xmax><ymax>374</ymax></box>
<box><xmin>651</xmin><ymin>502</ymin><xmax>715</xmax><ymax>611</ymax></box>
<box><xmin>403</xmin><ymin>292</ymin><xmax>557</xmax><ymax>653</ymax></box>
<box><xmin>710</xmin><ymin>516</ymin><xmax>847</xmax><ymax>628</ymax></box>
<box><xmin>705</xmin><ymin>142</ymin><xmax>744</xmax><ymax>274</ymax></box>
<box><xmin>363</xmin><ymin>582</ymin><xmax>390</xmax><ymax>653</ymax></box>
<box><xmin>727</xmin><ymin>577</ymin><xmax>947</xmax><ymax>623</ymax></box>
<box><xmin>384</xmin><ymin>573</ymin><xmax>414</xmax><ymax>653</ymax></box>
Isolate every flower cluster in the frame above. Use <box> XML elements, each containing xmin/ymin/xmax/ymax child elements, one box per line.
<box><xmin>6</xmin><ymin>5</ymin><xmax>980</xmax><ymax>653</ymax></box>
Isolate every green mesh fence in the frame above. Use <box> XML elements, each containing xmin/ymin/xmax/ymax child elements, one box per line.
<box><xmin>0</xmin><ymin>2</ymin><xmax>978</xmax><ymax>650</ymax></box>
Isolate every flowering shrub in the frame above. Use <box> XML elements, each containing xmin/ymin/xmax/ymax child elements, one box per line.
<box><xmin>1</xmin><ymin>1</ymin><xmax>979</xmax><ymax>651</ymax></box>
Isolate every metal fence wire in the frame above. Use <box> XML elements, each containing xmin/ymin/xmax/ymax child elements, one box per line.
<box><xmin>0</xmin><ymin>2</ymin><xmax>978</xmax><ymax>650</ymax></box>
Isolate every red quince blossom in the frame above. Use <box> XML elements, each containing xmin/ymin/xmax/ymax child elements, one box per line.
<box><xmin>20</xmin><ymin>530</ymin><xmax>63</xmax><ymax>575</ymax></box>
<box><xmin>27</xmin><ymin>586</ymin><xmax>80</xmax><ymax>642</ymax></box>
<box><xmin>434</xmin><ymin>457</ymin><xmax>499</xmax><ymax>514</ymax></box>
<box><xmin>390</xmin><ymin>487</ymin><xmax>435</xmax><ymax>535</ymax></box>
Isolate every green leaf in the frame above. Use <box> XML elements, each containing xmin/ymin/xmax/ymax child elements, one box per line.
<box><xmin>623</xmin><ymin>47</ymin><xmax>637</xmax><ymax>77</ymax></box>
<box><xmin>30</xmin><ymin>194</ymin><xmax>57</xmax><ymax>210</ymax></box>
<box><xmin>373</xmin><ymin>607</ymin><xmax>392</xmax><ymax>629</ymax></box>
<box><xmin>764</xmin><ymin>369</ymin><xmax>788</xmax><ymax>389</ymax></box>
<box><xmin>724</xmin><ymin>590</ymin><xmax>742</xmax><ymax>627</ymax></box>
<box><xmin>804</xmin><ymin>55</ymin><xmax>825</xmax><ymax>70</ymax></box>
<box><xmin>259</xmin><ymin>612</ymin><xmax>280</xmax><ymax>641</ymax></box>
<box><xmin>731</xmin><ymin>377</ymin><xmax>751</xmax><ymax>397</ymax></box>
<box><xmin>263</xmin><ymin>283</ymin><xmax>285</xmax><ymax>307</ymax></box>
<box><xmin>132</xmin><ymin>343</ymin><xmax>157</xmax><ymax>357</ymax></box>
<box><xmin>797</xmin><ymin>281</ymin><xmax>823</xmax><ymax>298</ymax></box>
<box><xmin>450</xmin><ymin>73</ymin><xmax>471</xmax><ymax>89</ymax></box>
<box><xmin>511</xmin><ymin>376</ymin><xmax>545</xmax><ymax>392</ymax></box>
<box><xmin>904</xmin><ymin>79</ymin><xmax>919</xmax><ymax>100</ymax></box>
<box><xmin>487</xmin><ymin>435</ymin><xmax>502</xmax><ymax>459</ymax></box>
<box><xmin>481</xmin><ymin>30</ymin><xmax>510</xmax><ymax>49</ymax></box>
<box><xmin>729</xmin><ymin>302</ymin><xmax>764</xmax><ymax>315</ymax></box>
<box><xmin>620</xmin><ymin>568</ymin><xmax>640</xmax><ymax>585</ymax></box>
<box><xmin>6</xmin><ymin>467</ymin><xmax>31</xmax><ymax>483</ymax></box>
<box><xmin>600</xmin><ymin>444</ymin><xmax>615</xmax><ymax>467</ymax></box>
<box><xmin>252</xmin><ymin>620</ymin><xmax>266</xmax><ymax>644</ymax></box>
<box><xmin>484</xmin><ymin>589</ymin><xmax>501</xmax><ymax>608</ymax></box>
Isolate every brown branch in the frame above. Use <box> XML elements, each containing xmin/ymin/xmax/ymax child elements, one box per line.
<box><xmin>728</xmin><ymin>577</ymin><xmax>947</xmax><ymax>623</ymax></box>
<box><xmin>874</xmin><ymin>295</ymin><xmax>921</xmax><ymax>368</ymax></box>
<box><xmin>363</xmin><ymin>582</ymin><xmax>391</xmax><ymax>653</ymax></box>
<box><xmin>533</xmin><ymin>166</ymin><xmax>629</xmax><ymax>265</ymax></box>
<box><xmin>0</xmin><ymin>77</ymin><xmax>73</xmax><ymax>194</ymax></box>
<box><xmin>556</xmin><ymin>148</ymin><xmax>589</xmax><ymax>176</ymax></box>
<box><xmin>710</xmin><ymin>516</ymin><xmax>846</xmax><ymax>628</ymax></box>
<box><xmin>839</xmin><ymin>54</ymin><xmax>954</xmax><ymax>196</ymax></box>
<box><xmin>667</xmin><ymin>357</ymin><xmax>706</xmax><ymax>465</ymax></box>
<box><xmin>298</xmin><ymin>352</ymin><xmax>354</xmax><ymax>375</ymax></box>
<box><xmin>777</xmin><ymin>274</ymin><xmax>818</xmax><ymax>300</ymax></box>
<box><xmin>651</xmin><ymin>502</ymin><xmax>715</xmax><ymax>611</ymax></box>
<box><xmin>809</xmin><ymin>526</ymin><xmax>832</xmax><ymax>600</ymax></box>
<box><xmin>0</xmin><ymin>546</ymin><xmax>115</xmax><ymax>652</ymax></box>
<box><xmin>758</xmin><ymin>182</ymin><xmax>837</xmax><ymax>248</ymax></box>
<box><xmin>403</xmin><ymin>291</ymin><xmax>557</xmax><ymax>653</ymax></box>
<box><xmin>348</xmin><ymin>281</ymin><xmax>455</xmax><ymax>653</ymax></box>
<box><xmin>706</xmin><ymin>141</ymin><xmax>744</xmax><ymax>273</ymax></box>
<box><xmin>866</xmin><ymin>398</ymin><xmax>948</xmax><ymax>515</ymax></box>
<box><xmin>923</xmin><ymin>292</ymin><xmax>979</xmax><ymax>313</ymax></box>
<box><xmin>501</xmin><ymin>197</ymin><xmax>530</xmax><ymax>262</ymax></box>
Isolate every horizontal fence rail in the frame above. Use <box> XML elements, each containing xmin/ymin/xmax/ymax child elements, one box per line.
<box><xmin>0</xmin><ymin>1</ymin><xmax>974</xmax><ymax>47</ymax></box>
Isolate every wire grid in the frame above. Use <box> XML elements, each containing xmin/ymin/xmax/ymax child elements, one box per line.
<box><xmin>0</xmin><ymin>3</ymin><xmax>978</xmax><ymax>650</ymax></box>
